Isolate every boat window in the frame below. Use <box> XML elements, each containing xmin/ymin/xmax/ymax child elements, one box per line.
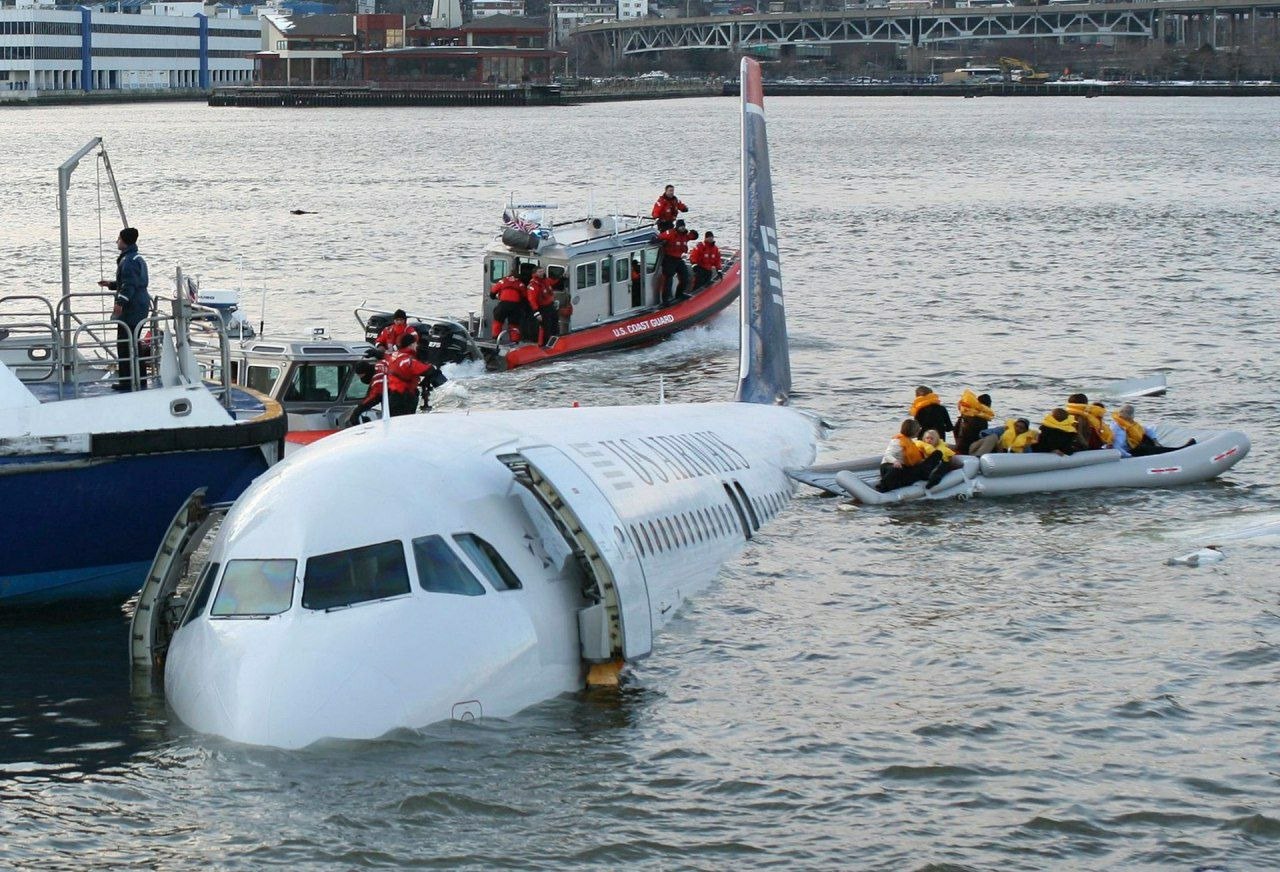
<box><xmin>343</xmin><ymin>371</ymin><xmax>370</xmax><ymax>402</ymax></box>
<box><xmin>284</xmin><ymin>363</ymin><xmax>351</xmax><ymax>403</ymax></box>
<box><xmin>548</xmin><ymin>265</ymin><xmax>567</xmax><ymax>288</ymax></box>
<box><xmin>488</xmin><ymin>258</ymin><xmax>509</xmax><ymax>284</ymax></box>
<box><xmin>211</xmin><ymin>559</ymin><xmax>296</xmax><ymax>617</ymax></box>
<box><xmin>615</xmin><ymin>259</ymin><xmax>629</xmax><ymax>283</ymax></box>
<box><xmin>644</xmin><ymin>248</ymin><xmax>659</xmax><ymax>274</ymax></box>
<box><xmin>600</xmin><ymin>259</ymin><xmax>610</xmax><ymax>284</ymax></box>
<box><xmin>246</xmin><ymin>365</ymin><xmax>280</xmax><ymax>395</ymax></box>
<box><xmin>180</xmin><ymin>561</ymin><xmax>220</xmax><ymax>628</ymax></box>
<box><xmin>454</xmin><ymin>534</ymin><xmax>522</xmax><ymax>591</ymax></box>
<box><xmin>302</xmin><ymin>540</ymin><xmax>410</xmax><ymax>610</ymax></box>
<box><xmin>412</xmin><ymin>535</ymin><xmax>486</xmax><ymax>596</ymax></box>
<box><xmin>576</xmin><ymin>262</ymin><xmax>598</xmax><ymax>289</ymax></box>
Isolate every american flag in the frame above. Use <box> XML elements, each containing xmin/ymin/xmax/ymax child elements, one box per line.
<box><xmin>502</xmin><ymin>209</ymin><xmax>539</xmax><ymax>233</ymax></box>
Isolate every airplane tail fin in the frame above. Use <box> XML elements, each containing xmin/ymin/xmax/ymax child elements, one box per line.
<box><xmin>735</xmin><ymin>57</ymin><xmax>791</xmax><ymax>407</ymax></box>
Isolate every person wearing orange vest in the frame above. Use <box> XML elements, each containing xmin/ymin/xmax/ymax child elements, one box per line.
<box><xmin>877</xmin><ymin>418</ymin><xmax>946</xmax><ymax>492</ymax></box>
<box><xmin>386</xmin><ymin>334</ymin><xmax>436</xmax><ymax>416</ymax></box>
<box><xmin>689</xmin><ymin>231</ymin><xmax>722</xmax><ymax>291</ymax></box>
<box><xmin>651</xmin><ymin>184</ymin><xmax>688</xmax><ymax>225</ymax></box>
<box><xmin>488</xmin><ymin>272</ymin><xmax>527</xmax><ymax>340</ymax></box>
<box><xmin>344</xmin><ymin>356</ymin><xmax>388</xmax><ymax>426</ymax></box>
<box><xmin>375</xmin><ymin>309</ymin><xmax>417</xmax><ymax>352</ymax></box>
<box><xmin>954</xmin><ymin>389</ymin><xmax>995</xmax><ymax>454</ymax></box>
<box><xmin>911</xmin><ymin>386</ymin><xmax>954</xmax><ymax>442</ymax></box>
<box><xmin>657</xmin><ymin>220</ymin><xmax>698</xmax><ymax>303</ymax></box>
<box><xmin>1111</xmin><ymin>404</ymin><xmax>1195</xmax><ymax>457</ymax></box>
<box><xmin>525</xmin><ymin>267</ymin><xmax>560</xmax><ymax>348</ymax></box>
<box><xmin>1065</xmin><ymin>393</ymin><xmax>1114</xmax><ymax>450</ymax></box>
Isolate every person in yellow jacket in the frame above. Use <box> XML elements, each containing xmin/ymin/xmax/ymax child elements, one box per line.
<box><xmin>910</xmin><ymin>386</ymin><xmax>954</xmax><ymax>443</ymax></box>
<box><xmin>917</xmin><ymin>429</ymin><xmax>963</xmax><ymax>487</ymax></box>
<box><xmin>1111</xmin><ymin>403</ymin><xmax>1195</xmax><ymax>457</ymax></box>
<box><xmin>954</xmin><ymin>389</ymin><xmax>995</xmax><ymax>454</ymax></box>
<box><xmin>1065</xmin><ymin>393</ymin><xmax>1114</xmax><ymax>450</ymax></box>
<box><xmin>968</xmin><ymin>418</ymin><xmax>1038</xmax><ymax>456</ymax></box>
<box><xmin>1034</xmin><ymin>408</ymin><xmax>1086</xmax><ymax>455</ymax></box>
<box><xmin>878</xmin><ymin>419</ymin><xmax>947</xmax><ymax>492</ymax></box>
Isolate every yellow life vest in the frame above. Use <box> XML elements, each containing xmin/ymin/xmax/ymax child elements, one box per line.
<box><xmin>1110</xmin><ymin>412</ymin><xmax>1145</xmax><ymax>451</ymax></box>
<box><xmin>910</xmin><ymin>393</ymin><xmax>942</xmax><ymax>416</ymax></box>
<box><xmin>998</xmin><ymin>419</ymin><xmax>1036</xmax><ymax>453</ymax></box>
<box><xmin>1040</xmin><ymin>412</ymin><xmax>1078</xmax><ymax>434</ymax></box>
<box><xmin>957</xmin><ymin>389</ymin><xmax>995</xmax><ymax>421</ymax></box>
<box><xmin>915</xmin><ymin>438</ymin><xmax>955</xmax><ymax>462</ymax></box>
<box><xmin>1065</xmin><ymin>402</ymin><xmax>1114</xmax><ymax>444</ymax></box>
<box><xmin>896</xmin><ymin>433</ymin><xmax>926</xmax><ymax>466</ymax></box>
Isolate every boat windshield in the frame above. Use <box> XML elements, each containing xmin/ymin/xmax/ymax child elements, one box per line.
<box><xmin>210</xmin><ymin>559</ymin><xmax>296</xmax><ymax>617</ymax></box>
<box><xmin>284</xmin><ymin>363</ymin><xmax>354</xmax><ymax>404</ymax></box>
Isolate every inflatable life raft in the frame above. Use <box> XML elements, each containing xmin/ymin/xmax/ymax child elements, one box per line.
<box><xmin>790</xmin><ymin>426</ymin><xmax>1250</xmax><ymax>505</ymax></box>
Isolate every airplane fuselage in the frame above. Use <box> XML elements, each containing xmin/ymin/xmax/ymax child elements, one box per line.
<box><xmin>164</xmin><ymin>403</ymin><xmax>816</xmax><ymax>748</ymax></box>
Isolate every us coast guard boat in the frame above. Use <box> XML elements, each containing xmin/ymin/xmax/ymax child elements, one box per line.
<box><xmin>0</xmin><ymin>139</ymin><xmax>286</xmax><ymax>607</ymax></box>
<box><xmin>137</xmin><ymin>58</ymin><xmax>816</xmax><ymax>748</ymax></box>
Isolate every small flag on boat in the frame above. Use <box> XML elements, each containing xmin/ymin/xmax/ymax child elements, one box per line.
<box><xmin>502</xmin><ymin>210</ymin><xmax>539</xmax><ymax>233</ymax></box>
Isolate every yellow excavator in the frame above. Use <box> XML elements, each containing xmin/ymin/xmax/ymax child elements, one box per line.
<box><xmin>998</xmin><ymin>57</ymin><xmax>1051</xmax><ymax>85</ymax></box>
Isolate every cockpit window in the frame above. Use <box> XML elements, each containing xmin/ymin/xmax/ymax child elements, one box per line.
<box><xmin>453</xmin><ymin>534</ymin><xmax>522</xmax><ymax>591</ymax></box>
<box><xmin>180</xmin><ymin>561</ymin><xmax>220</xmax><ymax>628</ymax></box>
<box><xmin>412</xmin><ymin>535</ymin><xmax>486</xmax><ymax>596</ymax></box>
<box><xmin>211</xmin><ymin>559</ymin><xmax>296</xmax><ymax>617</ymax></box>
<box><xmin>303</xmin><ymin>540</ymin><xmax>410</xmax><ymax>610</ymax></box>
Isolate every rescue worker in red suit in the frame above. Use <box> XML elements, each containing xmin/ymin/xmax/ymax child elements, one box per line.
<box><xmin>345</xmin><ymin>356</ymin><xmax>388</xmax><ymax>426</ymax></box>
<box><xmin>689</xmin><ymin>231</ymin><xmax>722</xmax><ymax>292</ymax></box>
<box><xmin>657</xmin><ymin>220</ymin><xmax>698</xmax><ymax>303</ymax></box>
<box><xmin>386</xmin><ymin>333</ymin><xmax>436</xmax><ymax>417</ymax></box>
<box><xmin>525</xmin><ymin>267</ymin><xmax>560</xmax><ymax>348</ymax></box>
<box><xmin>488</xmin><ymin>272</ymin><xmax>527</xmax><ymax>341</ymax></box>
<box><xmin>651</xmin><ymin>184</ymin><xmax>688</xmax><ymax>225</ymax></box>
<box><xmin>375</xmin><ymin>309</ymin><xmax>417</xmax><ymax>352</ymax></box>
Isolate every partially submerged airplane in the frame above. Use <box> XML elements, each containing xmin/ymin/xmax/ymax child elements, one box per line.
<box><xmin>135</xmin><ymin>58</ymin><xmax>820</xmax><ymax>749</ymax></box>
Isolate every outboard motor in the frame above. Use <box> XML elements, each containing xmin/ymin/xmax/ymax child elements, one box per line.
<box><xmin>363</xmin><ymin>313</ymin><xmax>392</xmax><ymax>345</ymax></box>
<box><xmin>422</xmin><ymin>322</ymin><xmax>473</xmax><ymax>367</ymax></box>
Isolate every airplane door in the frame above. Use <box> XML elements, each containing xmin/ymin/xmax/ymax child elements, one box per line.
<box><xmin>500</xmin><ymin>446</ymin><xmax>653</xmax><ymax>661</ymax></box>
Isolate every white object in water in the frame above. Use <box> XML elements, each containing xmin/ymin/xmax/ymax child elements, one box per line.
<box><xmin>1167</xmin><ymin>546</ymin><xmax>1225</xmax><ymax>567</ymax></box>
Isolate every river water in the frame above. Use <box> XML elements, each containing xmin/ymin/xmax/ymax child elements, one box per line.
<box><xmin>2</xmin><ymin>95</ymin><xmax>1279</xmax><ymax>869</ymax></box>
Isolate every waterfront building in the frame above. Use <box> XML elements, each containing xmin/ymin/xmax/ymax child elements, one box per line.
<box><xmin>471</xmin><ymin>0</ymin><xmax>526</xmax><ymax>18</ymax></box>
<box><xmin>550</xmin><ymin>0</ymin><xmax>647</xmax><ymax>47</ymax></box>
<box><xmin>0</xmin><ymin>0</ymin><xmax>258</xmax><ymax>98</ymax></box>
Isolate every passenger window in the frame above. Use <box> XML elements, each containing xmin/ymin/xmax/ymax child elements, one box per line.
<box><xmin>454</xmin><ymin>534</ymin><xmax>522</xmax><ymax>590</ymax></box>
<box><xmin>412</xmin><ymin>535</ymin><xmax>486</xmax><ymax>596</ymax></box>
<box><xmin>246</xmin><ymin>365</ymin><xmax>280</xmax><ymax>395</ymax></box>
<box><xmin>615</xmin><ymin>259</ymin><xmax>629</xmax><ymax>283</ymax></box>
<box><xmin>489</xmin><ymin>259</ymin><xmax>509</xmax><ymax>283</ymax></box>
<box><xmin>600</xmin><ymin>259</ymin><xmax>610</xmax><ymax>283</ymax></box>
<box><xmin>303</xmin><ymin>540</ymin><xmax>410</xmax><ymax>610</ymax></box>
<box><xmin>644</xmin><ymin>248</ymin><xmax>659</xmax><ymax>274</ymax></box>
<box><xmin>576</xmin><ymin>262</ymin><xmax>598</xmax><ymax>289</ymax></box>
<box><xmin>211</xmin><ymin>559</ymin><xmax>295</xmax><ymax>617</ymax></box>
<box><xmin>180</xmin><ymin>561</ymin><xmax>220</xmax><ymax>627</ymax></box>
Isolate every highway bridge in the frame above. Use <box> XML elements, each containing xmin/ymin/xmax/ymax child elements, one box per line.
<box><xmin>576</xmin><ymin>0</ymin><xmax>1280</xmax><ymax>59</ymax></box>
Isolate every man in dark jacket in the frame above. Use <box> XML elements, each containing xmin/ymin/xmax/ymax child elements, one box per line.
<box><xmin>1034</xmin><ymin>408</ymin><xmax>1086</xmax><ymax>455</ymax></box>
<box><xmin>97</xmin><ymin>227</ymin><xmax>150</xmax><ymax>391</ymax></box>
<box><xmin>911</xmin><ymin>386</ymin><xmax>953</xmax><ymax>442</ymax></box>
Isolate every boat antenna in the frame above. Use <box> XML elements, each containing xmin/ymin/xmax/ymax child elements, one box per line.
<box><xmin>259</xmin><ymin>283</ymin><xmax>268</xmax><ymax>338</ymax></box>
<box><xmin>95</xmin><ymin>154</ymin><xmax>106</xmax><ymax>322</ymax></box>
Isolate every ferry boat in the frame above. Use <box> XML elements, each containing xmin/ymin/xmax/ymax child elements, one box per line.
<box><xmin>0</xmin><ymin>139</ymin><xmax>286</xmax><ymax>607</ymax></box>
<box><xmin>366</xmin><ymin>207</ymin><xmax>741</xmax><ymax>371</ymax></box>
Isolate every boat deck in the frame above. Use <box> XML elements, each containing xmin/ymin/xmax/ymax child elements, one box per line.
<box><xmin>24</xmin><ymin>379</ymin><xmax>271</xmax><ymax>420</ymax></box>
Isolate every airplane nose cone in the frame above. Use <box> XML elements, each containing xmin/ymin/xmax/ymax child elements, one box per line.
<box><xmin>166</xmin><ymin>618</ymin><xmax>416</xmax><ymax>749</ymax></box>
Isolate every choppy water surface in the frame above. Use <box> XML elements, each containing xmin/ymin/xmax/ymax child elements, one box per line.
<box><xmin>2</xmin><ymin>96</ymin><xmax>1279</xmax><ymax>870</ymax></box>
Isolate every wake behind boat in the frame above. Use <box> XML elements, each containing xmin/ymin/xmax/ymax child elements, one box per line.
<box><xmin>135</xmin><ymin>57</ymin><xmax>815</xmax><ymax>749</ymax></box>
<box><xmin>0</xmin><ymin>139</ymin><xmax>285</xmax><ymax>607</ymax></box>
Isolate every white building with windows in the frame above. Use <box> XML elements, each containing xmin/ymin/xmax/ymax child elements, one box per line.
<box><xmin>0</xmin><ymin>1</ymin><xmax>258</xmax><ymax>98</ymax></box>
<box><xmin>549</xmin><ymin>0</ymin><xmax>645</xmax><ymax>46</ymax></box>
<box><xmin>471</xmin><ymin>0</ymin><xmax>527</xmax><ymax>18</ymax></box>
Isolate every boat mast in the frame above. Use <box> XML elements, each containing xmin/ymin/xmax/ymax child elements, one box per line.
<box><xmin>58</xmin><ymin>138</ymin><xmax>128</xmax><ymax>380</ymax></box>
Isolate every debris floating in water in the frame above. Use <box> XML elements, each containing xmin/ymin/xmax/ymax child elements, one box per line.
<box><xmin>1167</xmin><ymin>546</ymin><xmax>1225</xmax><ymax>567</ymax></box>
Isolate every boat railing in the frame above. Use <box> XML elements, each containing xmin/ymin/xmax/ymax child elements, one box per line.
<box><xmin>0</xmin><ymin>294</ymin><xmax>60</xmax><ymax>382</ymax></box>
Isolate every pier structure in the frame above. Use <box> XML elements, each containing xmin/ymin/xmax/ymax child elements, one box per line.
<box><xmin>576</xmin><ymin>0</ymin><xmax>1280</xmax><ymax>60</ymax></box>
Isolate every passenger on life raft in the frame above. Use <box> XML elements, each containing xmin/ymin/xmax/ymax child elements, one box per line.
<box><xmin>877</xmin><ymin>419</ymin><xmax>948</xmax><ymax>493</ymax></box>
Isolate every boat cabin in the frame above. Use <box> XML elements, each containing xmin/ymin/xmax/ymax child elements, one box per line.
<box><xmin>195</xmin><ymin>336</ymin><xmax>375</xmax><ymax>431</ymax></box>
<box><xmin>479</xmin><ymin>215</ymin><xmax>664</xmax><ymax>342</ymax></box>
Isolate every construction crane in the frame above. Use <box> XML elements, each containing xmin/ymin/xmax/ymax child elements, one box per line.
<box><xmin>998</xmin><ymin>57</ymin><xmax>1051</xmax><ymax>84</ymax></box>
